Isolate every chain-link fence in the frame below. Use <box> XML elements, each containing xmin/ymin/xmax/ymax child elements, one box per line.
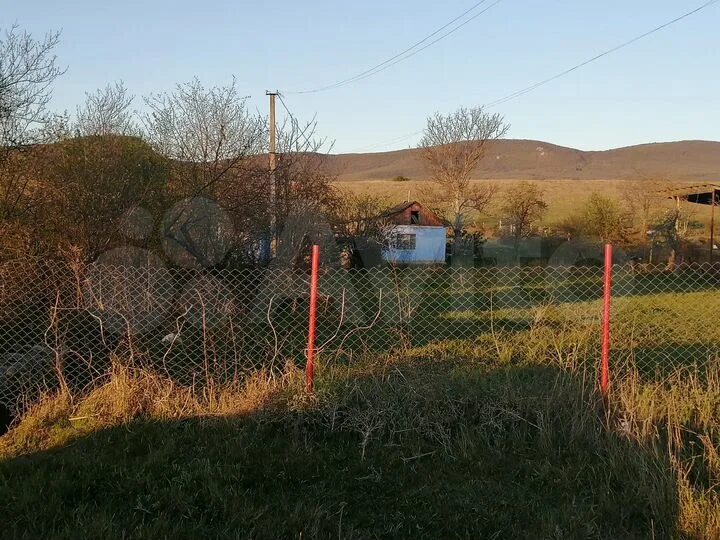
<box><xmin>1</xmin><ymin>259</ymin><xmax>719</xmax><ymax>416</ymax></box>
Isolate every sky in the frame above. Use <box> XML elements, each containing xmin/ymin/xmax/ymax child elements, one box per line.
<box><xmin>4</xmin><ymin>0</ymin><xmax>719</xmax><ymax>153</ymax></box>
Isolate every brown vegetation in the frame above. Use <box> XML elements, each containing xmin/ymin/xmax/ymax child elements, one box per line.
<box><xmin>330</xmin><ymin>139</ymin><xmax>720</xmax><ymax>182</ymax></box>
<box><xmin>3</xmin><ymin>346</ymin><xmax>720</xmax><ymax>538</ymax></box>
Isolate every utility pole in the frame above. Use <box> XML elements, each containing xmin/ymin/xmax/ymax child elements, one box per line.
<box><xmin>711</xmin><ymin>188</ymin><xmax>716</xmax><ymax>263</ymax></box>
<box><xmin>266</xmin><ymin>90</ymin><xmax>278</xmax><ymax>259</ymax></box>
<box><xmin>667</xmin><ymin>195</ymin><xmax>681</xmax><ymax>270</ymax></box>
<box><xmin>268</xmin><ymin>91</ymin><xmax>277</xmax><ymax>174</ymax></box>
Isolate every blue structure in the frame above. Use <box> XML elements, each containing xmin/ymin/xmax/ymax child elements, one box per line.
<box><xmin>374</xmin><ymin>202</ymin><xmax>448</xmax><ymax>265</ymax></box>
<box><xmin>382</xmin><ymin>224</ymin><xmax>447</xmax><ymax>265</ymax></box>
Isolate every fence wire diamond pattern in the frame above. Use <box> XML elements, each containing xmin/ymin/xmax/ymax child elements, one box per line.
<box><xmin>1</xmin><ymin>260</ymin><xmax>719</xmax><ymax>415</ymax></box>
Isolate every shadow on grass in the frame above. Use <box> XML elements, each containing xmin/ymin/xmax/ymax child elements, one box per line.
<box><xmin>0</xmin><ymin>362</ymin><xmax>684</xmax><ymax>540</ymax></box>
<box><xmin>3</xmin><ymin>264</ymin><xmax>719</xmax><ymax>422</ymax></box>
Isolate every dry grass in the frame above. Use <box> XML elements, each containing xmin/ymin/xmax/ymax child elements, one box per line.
<box><xmin>2</xmin><ymin>344</ymin><xmax>720</xmax><ymax>537</ymax></box>
<box><xmin>0</xmin><ymin>359</ymin><xmax>307</xmax><ymax>459</ymax></box>
<box><xmin>2</xmin><ymin>264</ymin><xmax>720</xmax><ymax>536</ymax></box>
<box><xmin>611</xmin><ymin>366</ymin><xmax>720</xmax><ymax>537</ymax></box>
<box><xmin>336</xmin><ymin>178</ymin><xmax>713</xmax><ymax>230</ymax></box>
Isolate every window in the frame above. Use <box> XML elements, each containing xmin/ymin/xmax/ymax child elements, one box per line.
<box><xmin>393</xmin><ymin>233</ymin><xmax>416</xmax><ymax>250</ymax></box>
<box><xmin>410</xmin><ymin>210</ymin><xmax>420</xmax><ymax>224</ymax></box>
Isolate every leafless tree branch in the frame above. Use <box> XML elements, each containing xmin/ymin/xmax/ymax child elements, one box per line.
<box><xmin>418</xmin><ymin>106</ymin><xmax>508</xmax><ymax>260</ymax></box>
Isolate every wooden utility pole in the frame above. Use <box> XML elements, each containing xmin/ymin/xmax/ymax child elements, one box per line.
<box><xmin>668</xmin><ymin>195</ymin><xmax>681</xmax><ymax>270</ymax></box>
<box><xmin>266</xmin><ymin>90</ymin><xmax>278</xmax><ymax>256</ymax></box>
<box><xmin>268</xmin><ymin>91</ymin><xmax>277</xmax><ymax>173</ymax></box>
<box><xmin>711</xmin><ymin>188</ymin><xmax>716</xmax><ymax>263</ymax></box>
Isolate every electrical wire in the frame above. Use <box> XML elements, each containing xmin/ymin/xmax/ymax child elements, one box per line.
<box><xmin>347</xmin><ymin>0</ymin><xmax>720</xmax><ymax>153</ymax></box>
<box><xmin>276</xmin><ymin>92</ymin><xmax>309</xmax><ymax>150</ymax></box>
<box><xmin>284</xmin><ymin>0</ymin><xmax>504</xmax><ymax>95</ymax></box>
<box><xmin>276</xmin><ymin>92</ymin><xmax>295</xmax><ymax>123</ymax></box>
<box><xmin>277</xmin><ymin>92</ymin><xmax>337</xmax><ymax>152</ymax></box>
<box><xmin>349</xmin><ymin>130</ymin><xmax>424</xmax><ymax>153</ymax></box>
<box><xmin>484</xmin><ymin>0</ymin><xmax>720</xmax><ymax>108</ymax></box>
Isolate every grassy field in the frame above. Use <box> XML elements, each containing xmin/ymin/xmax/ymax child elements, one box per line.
<box><xmin>2</xmin><ymin>263</ymin><xmax>720</xmax><ymax>538</ymax></box>
<box><xmin>336</xmin><ymin>178</ymin><xmax>714</xmax><ymax>231</ymax></box>
<box><xmin>318</xmin><ymin>265</ymin><xmax>720</xmax><ymax>377</ymax></box>
<box><xmin>2</xmin><ymin>334</ymin><xmax>720</xmax><ymax>538</ymax></box>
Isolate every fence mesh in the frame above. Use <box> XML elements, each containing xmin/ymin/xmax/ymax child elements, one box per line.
<box><xmin>1</xmin><ymin>259</ymin><xmax>719</xmax><ymax>415</ymax></box>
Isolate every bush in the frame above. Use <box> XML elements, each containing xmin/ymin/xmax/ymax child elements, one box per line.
<box><xmin>391</xmin><ymin>175</ymin><xmax>411</xmax><ymax>182</ymax></box>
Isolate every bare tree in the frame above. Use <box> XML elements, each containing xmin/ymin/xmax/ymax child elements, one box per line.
<box><xmin>0</xmin><ymin>24</ymin><xmax>65</xmax><ymax>148</ymax></box>
<box><xmin>141</xmin><ymin>77</ymin><xmax>265</xmax><ymax>195</ymax></box>
<box><xmin>275</xmin><ymin>110</ymin><xmax>332</xmax><ymax>155</ymax></box>
<box><xmin>327</xmin><ymin>193</ymin><xmax>389</xmax><ymax>238</ymax></box>
<box><xmin>141</xmin><ymin>80</ymin><xmax>339</xmax><ymax>268</ymax></box>
<box><xmin>273</xmin><ymin>113</ymin><xmax>337</xmax><ymax>224</ymax></box>
<box><xmin>76</xmin><ymin>81</ymin><xmax>136</xmax><ymax>136</ymax></box>
<box><xmin>621</xmin><ymin>177</ymin><xmax>665</xmax><ymax>256</ymax></box>
<box><xmin>334</xmin><ymin>194</ymin><xmax>396</xmax><ymax>268</ymax></box>
<box><xmin>261</xmin><ymin>110</ymin><xmax>339</xmax><ymax>266</ymax></box>
<box><xmin>500</xmin><ymin>181</ymin><xmax>548</xmax><ymax>259</ymax></box>
<box><xmin>419</xmin><ymin>106</ymin><xmax>508</xmax><ymax>260</ymax></box>
<box><xmin>653</xmin><ymin>202</ymin><xmax>695</xmax><ymax>268</ymax></box>
<box><xmin>0</xmin><ymin>25</ymin><xmax>64</xmax><ymax>256</ymax></box>
<box><xmin>140</xmin><ymin>78</ymin><xmax>266</xmax><ymax>266</ymax></box>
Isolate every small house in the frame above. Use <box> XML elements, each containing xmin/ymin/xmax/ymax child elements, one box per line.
<box><xmin>380</xmin><ymin>201</ymin><xmax>447</xmax><ymax>265</ymax></box>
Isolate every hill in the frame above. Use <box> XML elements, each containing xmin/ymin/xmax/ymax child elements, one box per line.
<box><xmin>327</xmin><ymin>139</ymin><xmax>720</xmax><ymax>182</ymax></box>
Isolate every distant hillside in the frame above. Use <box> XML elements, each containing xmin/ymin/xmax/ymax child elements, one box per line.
<box><xmin>326</xmin><ymin>140</ymin><xmax>720</xmax><ymax>182</ymax></box>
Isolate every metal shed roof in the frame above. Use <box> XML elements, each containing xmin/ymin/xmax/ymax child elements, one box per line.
<box><xmin>662</xmin><ymin>184</ymin><xmax>720</xmax><ymax>205</ymax></box>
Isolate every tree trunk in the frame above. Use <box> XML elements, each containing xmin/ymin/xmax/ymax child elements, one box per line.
<box><xmin>451</xmin><ymin>226</ymin><xmax>463</xmax><ymax>265</ymax></box>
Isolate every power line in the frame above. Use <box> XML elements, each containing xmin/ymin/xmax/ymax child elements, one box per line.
<box><xmin>349</xmin><ymin>0</ymin><xmax>720</xmax><ymax>153</ymax></box>
<box><xmin>349</xmin><ymin>130</ymin><xmax>423</xmax><ymax>153</ymax></box>
<box><xmin>280</xmin><ymin>88</ymin><xmax>411</xmax><ymax>154</ymax></box>
<box><xmin>344</xmin><ymin>0</ymin><xmax>505</xmax><ymax>90</ymax></box>
<box><xmin>276</xmin><ymin>92</ymin><xmax>295</xmax><ymax>123</ymax></box>
<box><xmin>276</xmin><ymin>92</ymin><xmax>303</xmax><ymax>148</ymax></box>
<box><xmin>277</xmin><ymin>92</ymin><xmax>336</xmax><ymax>152</ymax></box>
<box><xmin>284</xmin><ymin>0</ymin><xmax>505</xmax><ymax>95</ymax></box>
<box><xmin>291</xmin><ymin>0</ymin><xmax>491</xmax><ymax>94</ymax></box>
<box><xmin>485</xmin><ymin>0</ymin><xmax>720</xmax><ymax>108</ymax></box>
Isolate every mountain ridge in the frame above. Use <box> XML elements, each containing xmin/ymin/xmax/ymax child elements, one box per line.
<box><xmin>326</xmin><ymin>139</ymin><xmax>720</xmax><ymax>182</ymax></box>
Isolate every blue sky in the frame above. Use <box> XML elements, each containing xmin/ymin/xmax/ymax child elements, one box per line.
<box><xmin>5</xmin><ymin>0</ymin><xmax>719</xmax><ymax>153</ymax></box>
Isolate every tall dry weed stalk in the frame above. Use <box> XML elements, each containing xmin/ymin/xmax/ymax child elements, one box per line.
<box><xmin>612</xmin><ymin>363</ymin><xmax>720</xmax><ymax>537</ymax></box>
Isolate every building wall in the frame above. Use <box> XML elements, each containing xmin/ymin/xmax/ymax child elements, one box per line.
<box><xmin>382</xmin><ymin>225</ymin><xmax>447</xmax><ymax>264</ymax></box>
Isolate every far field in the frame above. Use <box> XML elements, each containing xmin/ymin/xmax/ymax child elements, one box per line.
<box><xmin>337</xmin><ymin>178</ymin><xmax>712</xmax><ymax>230</ymax></box>
<box><xmin>328</xmin><ymin>138</ymin><xmax>719</xmax><ymax>236</ymax></box>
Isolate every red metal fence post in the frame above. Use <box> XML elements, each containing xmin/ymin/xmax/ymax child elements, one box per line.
<box><xmin>601</xmin><ymin>243</ymin><xmax>613</xmax><ymax>398</ymax></box>
<box><xmin>306</xmin><ymin>245</ymin><xmax>321</xmax><ymax>393</ymax></box>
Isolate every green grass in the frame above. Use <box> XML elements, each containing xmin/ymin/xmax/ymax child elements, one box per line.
<box><xmin>2</xmin><ymin>265</ymin><xmax>720</xmax><ymax>538</ymax></box>
<box><xmin>1</xmin><ymin>348</ymin><xmax>715</xmax><ymax>539</ymax></box>
<box><xmin>320</xmin><ymin>266</ymin><xmax>720</xmax><ymax>376</ymax></box>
